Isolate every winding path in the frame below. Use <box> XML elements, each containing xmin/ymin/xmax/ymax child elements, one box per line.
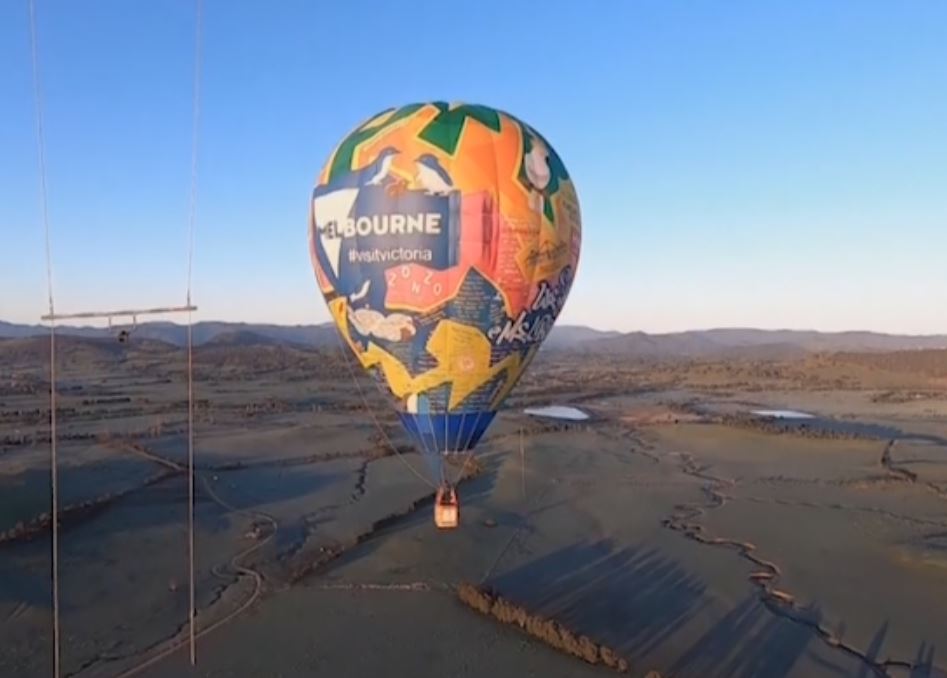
<box><xmin>658</xmin><ymin>436</ymin><xmax>937</xmax><ymax>677</ymax></box>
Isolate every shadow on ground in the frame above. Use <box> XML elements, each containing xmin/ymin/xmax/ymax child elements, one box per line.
<box><xmin>670</xmin><ymin>596</ymin><xmax>821</xmax><ymax>678</ymax></box>
<box><xmin>488</xmin><ymin>538</ymin><xmax>708</xmax><ymax>660</ymax></box>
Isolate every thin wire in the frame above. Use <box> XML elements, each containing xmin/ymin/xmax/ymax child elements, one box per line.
<box><xmin>29</xmin><ymin>3</ymin><xmax>52</xmax><ymax>316</ymax></box>
<box><xmin>386</xmin><ymin>188</ymin><xmax>441</xmax><ymax>478</ymax></box>
<box><xmin>47</xmin><ymin>328</ymin><xmax>60</xmax><ymax>678</ymax></box>
<box><xmin>413</xmin><ymin>394</ymin><xmax>441</xmax><ymax>483</ymax></box>
<box><xmin>321</xmin><ymin>181</ymin><xmax>434</xmax><ymax>488</ymax></box>
<box><xmin>449</xmin><ymin>164</ymin><xmax>478</xmax><ymax>482</ymax></box>
<box><xmin>28</xmin><ymin>2</ymin><xmax>60</xmax><ymax>676</ymax></box>
<box><xmin>461</xmin><ymin>127</ymin><xmax>544</xmax><ymax>482</ymax></box>
<box><xmin>185</xmin><ymin>0</ymin><xmax>203</xmax><ymax>301</ymax></box>
<box><xmin>449</xmin><ymin>135</ymin><xmax>503</xmax><ymax>486</ymax></box>
<box><xmin>456</xmin><ymin>397</ymin><xmax>489</xmax><ymax>472</ymax></box>
<box><xmin>186</xmin><ymin>314</ymin><xmax>196</xmax><ymax>665</ymax></box>
<box><xmin>330</xmin><ymin>317</ymin><xmax>437</xmax><ymax>490</ymax></box>
<box><xmin>407</xmin><ymin>375</ymin><xmax>440</xmax><ymax>484</ymax></box>
<box><xmin>443</xmin><ymin>195</ymin><xmax>453</xmax><ymax>479</ymax></box>
<box><xmin>184</xmin><ymin>0</ymin><xmax>203</xmax><ymax>666</ymax></box>
<box><xmin>420</xmin><ymin>382</ymin><xmax>444</xmax><ymax>483</ymax></box>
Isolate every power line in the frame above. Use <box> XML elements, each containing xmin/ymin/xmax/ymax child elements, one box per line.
<box><xmin>185</xmin><ymin>0</ymin><xmax>204</xmax><ymax>666</ymax></box>
<box><xmin>28</xmin><ymin>0</ymin><xmax>206</xmax><ymax>673</ymax></box>
<box><xmin>27</xmin><ymin>2</ymin><xmax>60</xmax><ymax>676</ymax></box>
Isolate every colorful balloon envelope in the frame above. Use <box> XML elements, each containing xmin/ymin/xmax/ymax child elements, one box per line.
<box><xmin>308</xmin><ymin>102</ymin><xmax>581</xmax><ymax>486</ymax></box>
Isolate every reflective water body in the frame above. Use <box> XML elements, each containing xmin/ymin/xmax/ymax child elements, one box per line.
<box><xmin>523</xmin><ymin>405</ymin><xmax>590</xmax><ymax>421</ymax></box>
<box><xmin>751</xmin><ymin>409</ymin><xmax>815</xmax><ymax>419</ymax></box>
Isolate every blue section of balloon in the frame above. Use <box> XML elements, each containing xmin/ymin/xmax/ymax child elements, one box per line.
<box><xmin>398</xmin><ymin>411</ymin><xmax>497</xmax><ymax>456</ymax></box>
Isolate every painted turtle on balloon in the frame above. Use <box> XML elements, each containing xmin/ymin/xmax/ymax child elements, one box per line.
<box><xmin>308</xmin><ymin>102</ymin><xmax>581</xmax><ymax>529</ymax></box>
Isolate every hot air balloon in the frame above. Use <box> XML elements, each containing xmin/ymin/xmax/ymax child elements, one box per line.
<box><xmin>308</xmin><ymin>102</ymin><xmax>581</xmax><ymax>528</ymax></box>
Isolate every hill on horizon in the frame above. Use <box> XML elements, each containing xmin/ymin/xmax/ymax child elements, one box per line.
<box><xmin>2</xmin><ymin>319</ymin><xmax>945</xmax><ymax>359</ymax></box>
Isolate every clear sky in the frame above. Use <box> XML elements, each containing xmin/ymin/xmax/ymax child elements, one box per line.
<box><xmin>2</xmin><ymin>1</ymin><xmax>945</xmax><ymax>334</ymax></box>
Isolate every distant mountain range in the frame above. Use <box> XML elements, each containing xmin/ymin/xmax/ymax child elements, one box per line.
<box><xmin>544</xmin><ymin>327</ymin><xmax>947</xmax><ymax>358</ymax></box>
<box><xmin>2</xmin><ymin>320</ymin><xmax>945</xmax><ymax>359</ymax></box>
<box><xmin>0</xmin><ymin>320</ymin><xmax>338</xmax><ymax>349</ymax></box>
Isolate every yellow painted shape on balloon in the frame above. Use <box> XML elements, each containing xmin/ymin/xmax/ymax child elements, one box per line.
<box><xmin>328</xmin><ymin>297</ymin><xmax>360</xmax><ymax>355</ymax></box>
<box><xmin>330</xmin><ymin>298</ymin><xmax>522</xmax><ymax>410</ymax></box>
<box><xmin>488</xmin><ymin>344</ymin><xmax>539</xmax><ymax>410</ymax></box>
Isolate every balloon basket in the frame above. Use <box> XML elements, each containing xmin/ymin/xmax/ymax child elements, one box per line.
<box><xmin>434</xmin><ymin>485</ymin><xmax>459</xmax><ymax>529</ymax></box>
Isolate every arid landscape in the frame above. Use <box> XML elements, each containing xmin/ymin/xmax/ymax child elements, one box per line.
<box><xmin>2</xmin><ymin>326</ymin><xmax>947</xmax><ymax>678</ymax></box>
<box><xmin>5</xmin><ymin>0</ymin><xmax>944</xmax><ymax>676</ymax></box>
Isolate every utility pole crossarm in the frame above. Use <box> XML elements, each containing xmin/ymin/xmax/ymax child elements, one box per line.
<box><xmin>41</xmin><ymin>305</ymin><xmax>197</xmax><ymax>322</ymax></box>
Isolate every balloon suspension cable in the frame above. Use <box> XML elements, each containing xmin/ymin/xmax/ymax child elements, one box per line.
<box><xmin>185</xmin><ymin>0</ymin><xmax>203</xmax><ymax>666</ymax></box>
<box><xmin>438</xmin><ymin>454</ymin><xmax>453</xmax><ymax>491</ymax></box>
<box><xmin>421</xmin><ymin>398</ymin><xmax>444</xmax><ymax>479</ymax></box>
<box><xmin>451</xmin><ymin>405</ymin><xmax>490</xmax><ymax>486</ymax></box>
<box><xmin>29</xmin><ymin>2</ymin><xmax>60</xmax><ymax>676</ymax></box>
<box><xmin>330</xmin><ymin>322</ymin><xmax>438</xmax><ymax>491</ymax></box>
<box><xmin>444</xmin><ymin>222</ymin><xmax>464</xmax><ymax>491</ymax></box>
<box><xmin>412</xmin><ymin>408</ymin><xmax>437</xmax><ymax>480</ymax></box>
<box><xmin>441</xmin><ymin>131</ymin><xmax>509</xmax><ymax>490</ymax></box>
<box><xmin>443</xmin><ymin>249</ymin><xmax>451</xmax><ymax>481</ymax></box>
<box><xmin>440</xmin><ymin>242</ymin><xmax>478</xmax><ymax>491</ymax></box>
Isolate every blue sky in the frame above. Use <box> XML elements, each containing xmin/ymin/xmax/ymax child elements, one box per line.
<box><xmin>2</xmin><ymin>1</ymin><xmax>945</xmax><ymax>333</ymax></box>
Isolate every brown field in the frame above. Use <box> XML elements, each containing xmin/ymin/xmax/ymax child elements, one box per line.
<box><xmin>2</xmin><ymin>336</ymin><xmax>946</xmax><ymax>678</ymax></box>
